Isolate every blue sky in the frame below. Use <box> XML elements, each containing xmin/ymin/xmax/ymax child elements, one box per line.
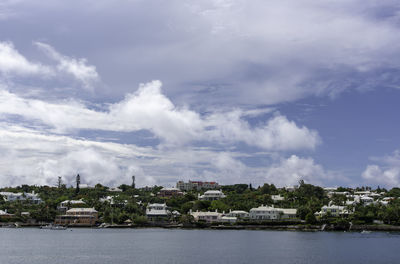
<box><xmin>1</xmin><ymin>0</ymin><xmax>400</xmax><ymax>188</ymax></box>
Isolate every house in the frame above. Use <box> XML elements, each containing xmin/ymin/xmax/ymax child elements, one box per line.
<box><xmin>220</xmin><ymin>216</ymin><xmax>237</xmax><ymax>223</ymax></box>
<box><xmin>190</xmin><ymin>210</ymin><xmax>222</xmax><ymax>223</ymax></box>
<box><xmin>146</xmin><ymin>203</ymin><xmax>170</xmax><ymax>221</ymax></box>
<box><xmin>226</xmin><ymin>210</ymin><xmax>249</xmax><ymax>219</ymax></box>
<box><xmin>176</xmin><ymin>180</ymin><xmax>219</xmax><ymax>191</ymax></box>
<box><xmin>249</xmin><ymin>205</ymin><xmax>281</xmax><ymax>220</ymax></box>
<box><xmin>55</xmin><ymin>208</ymin><xmax>98</xmax><ymax>226</ymax></box>
<box><xmin>57</xmin><ymin>199</ymin><xmax>86</xmax><ymax>213</ymax></box>
<box><xmin>108</xmin><ymin>187</ymin><xmax>122</xmax><ymax>192</ymax></box>
<box><xmin>284</xmin><ymin>186</ymin><xmax>298</xmax><ymax>192</ymax></box>
<box><xmin>157</xmin><ymin>187</ymin><xmax>184</xmax><ymax>198</ymax></box>
<box><xmin>279</xmin><ymin>208</ymin><xmax>297</xmax><ymax>219</ymax></box>
<box><xmin>249</xmin><ymin>205</ymin><xmax>297</xmax><ymax>220</ymax></box>
<box><xmin>327</xmin><ymin>191</ymin><xmax>350</xmax><ymax>198</ymax></box>
<box><xmin>360</xmin><ymin>196</ymin><xmax>374</xmax><ymax>206</ymax></box>
<box><xmin>198</xmin><ymin>190</ymin><xmax>226</xmax><ymax>201</ymax></box>
<box><xmin>314</xmin><ymin>204</ymin><xmax>350</xmax><ymax>218</ymax></box>
<box><xmin>0</xmin><ymin>209</ymin><xmax>14</xmax><ymax>219</ymax></box>
<box><xmin>271</xmin><ymin>195</ymin><xmax>285</xmax><ymax>202</ymax></box>
<box><xmin>0</xmin><ymin>191</ymin><xmax>42</xmax><ymax>204</ymax></box>
<box><xmin>99</xmin><ymin>196</ymin><xmax>128</xmax><ymax>206</ymax></box>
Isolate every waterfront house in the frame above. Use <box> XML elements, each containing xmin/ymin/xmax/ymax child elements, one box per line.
<box><xmin>55</xmin><ymin>208</ymin><xmax>98</xmax><ymax>226</ymax></box>
<box><xmin>146</xmin><ymin>203</ymin><xmax>170</xmax><ymax>222</ymax></box>
<box><xmin>0</xmin><ymin>209</ymin><xmax>14</xmax><ymax>219</ymax></box>
<box><xmin>249</xmin><ymin>205</ymin><xmax>281</xmax><ymax>220</ymax></box>
<box><xmin>249</xmin><ymin>205</ymin><xmax>297</xmax><ymax>220</ymax></box>
<box><xmin>190</xmin><ymin>210</ymin><xmax>222</xmax><ymax>223</ymax></box>
<box><xmin>279</xmin><ymin>208</ymin><xmax>297</xmax><ymax>219</ymax></box>
<box><xmin>226</xmin><ymin>210</ymin><xmax>249</xmax><ymax>219</ymax></box>
<box><xmin>198</xmin><ymin>190</ymin><xmax>226</xmax><ymax>201</ymax></box>
<box><xmin>220</xmin><ymin>216</ymin><xmax>237</xmax><ymax>223</ymax></box>
<box><xmin>314</xmin><ymin>204</ymin><xmax>350</xmax><ymax>218</ymax></box>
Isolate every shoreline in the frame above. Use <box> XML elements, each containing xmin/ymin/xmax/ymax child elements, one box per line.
<box><xmin>2</xmin><ymin>223</ymin><xmax>400</xmax><ymax>232</ymax></box>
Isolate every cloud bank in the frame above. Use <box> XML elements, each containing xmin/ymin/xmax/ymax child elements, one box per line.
<box><xmin>362</xmin><ymin>150</ymin><xmax>400</xmax><ymax>187</ymax></box>
<box><xmin>0</xmin><ymin>80</ymin><xmax>320</xmax><ymax>150</ymax></box>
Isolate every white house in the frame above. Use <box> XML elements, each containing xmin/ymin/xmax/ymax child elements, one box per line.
<box><xmin>226</xmin><ymin>210</ymin><xmax>249</xmax><ymax>219</ymax></box>
<box><xmin>250</xmin><ymin>205</ymin><xmax>280</xmax><ymax>220</ymax></box>
<box><xmin>146</xmin><ymin>203</ymin><xmax>170</xmax><ymax>221</ymax></box>
<box><xmin>220</xmin><ymin>216</ymin><xmax>237</xmax><ymax>223</ymax></box>
<box><xmin>271</xmin><ymin>195</ymin><xmax>285</xmax><ymax>202</ymax></box>
<box><xmin>314</xmin><ymin>204</ymin><xmax>350</xmax><ymax>218</ymax></box>
<box><xmin>190</xmin><ymin>210</ymin><xmax>222</xmax><ymax>223</ymax></box>
<box><xmin>360</xmin><ymin>196</ymin><xmax>374</xmax><ymax>206</ymax></box>
<box><xmin>198</xmin><ymin>190</ymin><xmax>226</xmax><ymax>201</ymax></box>
<box><xmin>58</xmin><ymin>199</ymin><xmax>86</xmax><ymax>213</ymax></box>
<box><xmin>108</xmin><ymin>187</ymin><xmax>123</xmax><ymax>192</ymax></box>
<box><xmin>249</xmin><ymin>205</ymin><xmax>297</xmax><ymax>220</ymax></box>
<box><xmin>0</xmin><ymin>191</ymin><xmax>42</xmax><ymax>204</ymax></box>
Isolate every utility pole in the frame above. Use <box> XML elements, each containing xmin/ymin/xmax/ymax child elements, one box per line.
<box><xmin>57</xmin><ymin>176</ymin><xmax>62</xmax><ymax>188</ymax></box>
<box><xmin>76</xmin><ymin>174</ymin><xmax>80</xmax><ymax>194</ymax></box>
<box><xmin>131</xmin><ymin>175</ymin><xmax>135</xmax><ymax>189</ymax></box>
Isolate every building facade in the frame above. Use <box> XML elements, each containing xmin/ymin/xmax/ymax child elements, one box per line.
<box><xmin>198</xmin><ymin>190</ymin><xmax>226</xmax><ymax>201</ymax></box>
<box><xmin>176</xmin><ymin>181</ymin><xmax>219</xmax><ymax>191</ymax></box>
<box><xmin>146</xmin><ymin>203</ymin><xmax>170</xmax><ymax>222</ymax></box>
<box><xmin>55</xmin><ymin>208</ymin><xmax>98</xmax><ymax>226</ymax></box>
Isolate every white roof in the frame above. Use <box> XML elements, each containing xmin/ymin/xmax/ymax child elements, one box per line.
<box><xmin>67</xmin><ymin>208</ymin><xmax>97</xmax><ymax>213</ymax></box>
<box><xmin>230</xmin><ymin>210</ymin><xmax>248</xmax><ymax>214</ymax></box>
<box><xmin>204</xmin><ymin>190</ymin><xmax>223</xmax><ymax>194</ymax></box>
<box><xmin>250</xmin><ymin>205</ymin><xmax>277</xmax><ymax>212</ymax></box>
<box><xmin>161</xmin><ymin>187</ymin><xmax>181</xmax><ymax>191</ymax></box>
<box><xmin>0</xmin><ymin>192</ymin><xmax>23</xmax><ymax>196</ymax></box>
<box><xmin>278</xmin><ymin>208</ymin><xmax>297</xmax><ymax>214</ymax></box>
<box><xmin>61</xmin><ymin>199</ymin><xmax>86</xmax><ymax>205</ymax></box>
<box><xmin>191</xmin><ymin>211</ymin><xmax>221</xmax><ymax>217</ymax></box>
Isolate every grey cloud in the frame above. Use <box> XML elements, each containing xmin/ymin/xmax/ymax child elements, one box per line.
<box><xmin>1</xmin><ymin>0</ymin><xmax>400</xmax><ymax>106</ymax></box>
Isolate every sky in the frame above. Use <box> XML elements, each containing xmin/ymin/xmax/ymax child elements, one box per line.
<box><xmin>1</xmin><ymin>0</ymin><xmax>400</xmax><ymax>188</ymax></box>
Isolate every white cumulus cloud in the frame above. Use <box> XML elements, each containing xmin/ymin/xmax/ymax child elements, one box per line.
<box><xmin>35</xmin><ymin>41</ymin><xmax>99</xmax><ymax>91</ymax></box>
<box><xmin>263</xmin><ymin>155</ymin><xmax>330</xmax><ymax>187</ymax></box>
<box><xmin>362</xmin><ymin>150</ymin><xmax>400</xmax><ymax>187</ymax></box>
<box><xmin>0</xmin><ymin>80</ymin><xmax>320</xmax><ymax>150</ymax></box>
<box><xmin>0</xmin><ymin>41</ymin><xmax>52</xmax><ymax>76</ymax></box>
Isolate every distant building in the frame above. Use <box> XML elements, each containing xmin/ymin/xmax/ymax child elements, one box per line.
<box><xmin>176</xmin><ymin>180</ymin><xmax>219</xmax><ymax>191</ymax></box>
<box><xmin>0</xmin><ymin>191</ymin><xmax>42</xmax><ymax>204</ymax></box>
<box><xmin>108</xmin><ymin>187</ymin><xmax>123</xmax><ymax>192</ymax></box>
<box><xmin>79</xmin><ymin>184</ymin><xmax>93</xmax><ymax>189</ymax></box>
<box><xmin>0</xmin><ymin>209</ymin><xmax>14</xmax><ymax>219</ymax></box>
<box><xmin>157</xmin><ymin>187</ymin><xmax>184</xmax><ymax>198</ymax></box>
<box><xmin>190</xmin><ymin>210</ymin><xmax>222</xmax><ymax>223</ymax></box>
<box><xmin>198</xmin><ymin>190</ymin><xmax>226</xmax><ymax>201</ymax></box>
<box><xmin>249</xmin><ymin>205</ymin><xmax>297</xmax><ymax>220</ymax></box>
<box><xmin>271</xmin><ymin>195</ymin><xmax>285</xmax><ymax>202</ymax></box>
<box><xmin>284</xmin><ymin>186</ymin><xmax>298</xmax><ymax>192</ymax></box>
<box><xmin>146</xmin><ymin>203</ymin><xmax>170</xmax><ymax>222</ymax></box>
<box><xmin>314</xmin><ymin>204</ymin><xmax>350</xmax><ymax>218</ymax></box>
<box><xmin>57</xmin><ymin>199</ymin><xmax>86</xmax><ymax>213</ymax></box>
<box><xmin>226</xmin><ymin>210</ymin><xmax>249</xmax><ymax>219</ymax></box>
<box><xmin>55</xmin><ymin>208</ymin><xmax>98</xmax><ymax>226</ymax></box>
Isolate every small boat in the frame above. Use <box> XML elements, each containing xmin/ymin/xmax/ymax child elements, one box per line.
<box><xmin>361</xmin><ymin>230</ymin><xmax>371</xmax><ymax>234</ymax></box>
<box><xmin>40</xmin><ymin>224</ymin><xmax>67</xmax><ymax>230</ymax></box>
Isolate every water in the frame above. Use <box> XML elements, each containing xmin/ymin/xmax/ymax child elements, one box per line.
<box><xmin>0</xmin><ymin>228</ymin><xmax>399</xmax><ymax>264</ymax></box>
